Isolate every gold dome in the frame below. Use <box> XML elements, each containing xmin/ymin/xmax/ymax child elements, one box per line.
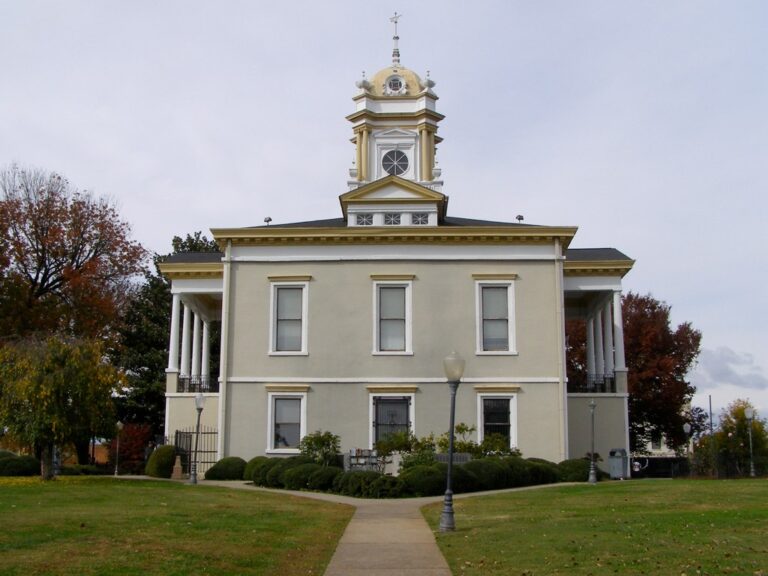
<box><xmin>368</xmin><ymin>66</ymin><xmax>425</xmax><ymax>98</ymax></box>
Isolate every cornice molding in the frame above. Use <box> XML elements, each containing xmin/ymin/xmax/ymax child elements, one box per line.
<box><xmin>563</xmin><ymin>259</ymin><xmax>635</xmax><ymax>278</ymax></box>
<box><xmin>346</xmin><ymin>109</ymin><xmax>445</xmax><ymax>123</ymax></box>
<box><xmin>211</xmin><ymin>225</ymin><xmax>578</xmax><ymax>249</ymax></box>
<box><xmin>157</xmin><ymin>262</ymin><xmax>223</xmax><ymax>279</ymax></box>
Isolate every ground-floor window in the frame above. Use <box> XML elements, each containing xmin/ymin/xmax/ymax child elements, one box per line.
<box><xmin>477</xmin><ymin>394</ymin><xmax>517</xmax><ymax>448</ymax></box>
<box><xmin>372</xmin><ymin>396</ymin><xmax>411</xmax><ymax>444</ymax></box>
<box><xmin>267</xmin><ymin>392</ymin><xmax>306</xmax><ymax>453</ymax></box>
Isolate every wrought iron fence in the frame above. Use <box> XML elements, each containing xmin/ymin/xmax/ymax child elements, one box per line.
<box><xmin>172</xmin><ymin>426</ymin><xmax>218</xmax><ymax>476</ymax></box>
<box><xmin>177</xmin><ymin>375</ymin><xmax>219</xmax><ymax>393</ymax></box>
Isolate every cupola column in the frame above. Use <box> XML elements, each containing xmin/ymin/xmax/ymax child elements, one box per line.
<box><xmin>361</xmin><ymin>127</ymin><xmax>370</xmax><ymax>181</ymax></box>
<box><xmin>419</xmin><ymin>126</ymin><xmax>429</xmax><ymax>181</ymax></box>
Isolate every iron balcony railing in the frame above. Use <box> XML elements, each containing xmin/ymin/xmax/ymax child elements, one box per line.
<box><xmin>177</xmin><ymin>375</ymin><xmax>219</xmax><ymax>393</ymax></box>
<box><xmin>567</xmin><ymin>373</ymin><xmax>616</xmax><ymax>394</ymax></box>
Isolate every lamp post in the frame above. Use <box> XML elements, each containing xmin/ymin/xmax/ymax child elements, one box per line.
<box><xmin>744</xmin><ymin>408</ymin><xmax>756</xmax><ymax>478</ymax></box>
<box><xmin>683</xmin><ymin>422</ymin><xmax>692</xmax><ymax>477</ymax></box>
<box><xmin>439</xmin><ymin>351</ymin><xmax>465</xmax><ymax>532</ymax></box>
<box><xmin>114</xmin><ymin>421</ymin><xmax>124</xmax><ymax>477</ymax></box>
<box><xmin>189</xmin><ymin>393</ymin><xmax>206</xmax><ymax>484</ymax></box>
<box><xmin>588</xmin><ymin>399</ymin><xmax>597</xmax><ymax>484</ymax></box>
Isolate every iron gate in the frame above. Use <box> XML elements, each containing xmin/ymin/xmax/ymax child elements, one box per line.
<box><xmin>173</xmin><ymin>426</ymin><xmax>218</xmax><ymax>476</ymax></box>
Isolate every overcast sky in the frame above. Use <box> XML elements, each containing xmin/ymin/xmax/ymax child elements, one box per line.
<box><xmin>2</xmin><ymin>1</ymin><xmax>766</xmax><ymax>422</ymax></box>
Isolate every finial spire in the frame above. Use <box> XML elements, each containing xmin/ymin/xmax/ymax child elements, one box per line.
<box><xmin>390</xmin><ymin>12</ymin><xmax>401</xmax><ymax>67</ymax></box>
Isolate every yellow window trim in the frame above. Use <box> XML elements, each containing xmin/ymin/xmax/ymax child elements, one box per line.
<box><xmin>473</xmin><ymin>384</ymin><xmax>521</xmax><ymax>393</ymax></box>
<box><xmin>366</xmin><ymin>385</ymin><xmax>419</xmax><ymax>394</ymax></box>
<box><xmin>265</xmin><ymin>384</ymin><xmax>311</xmax><ymax>392</ymax></box>
<box><xmin>370</xmin><ymin>274</ymin><xmax>416</xmax><ymax>280</ymax></box>
<box><xmin>472</xmin><ymin>274</ymin><xmax>518</xmax><ymax>280</ymax></box>
<box><xmin>268</xmin><ymin>275</ymin><xmax>313</xmax><ymax>282</ymax></box>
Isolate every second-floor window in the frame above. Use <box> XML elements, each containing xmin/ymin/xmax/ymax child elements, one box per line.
<box><xmin>270</xmin><ymin>282</ymin><xmax>309</xmax><ymax>354</ymax></box>
<box><xmin>373</xmin><ymin>280</ymin><xmax>412</xmax><ymax>354</ymax></box>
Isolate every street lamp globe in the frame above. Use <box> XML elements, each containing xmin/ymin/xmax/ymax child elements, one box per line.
<box><xmin>443</xmin><ymin>351</ymin><xmax>465</xmax><ymax>382</ymax></box>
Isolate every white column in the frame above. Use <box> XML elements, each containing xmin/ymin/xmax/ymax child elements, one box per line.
<box><xmin>201</xmin><ymin>320</ymin><xmax>210</xmax><ymax>380</ymax></box>
<box><xmin>586</xmin><ymin>316</ymin><xmax>596</xmax><ymax>377</ymax></box>
<box><xmin>603</xmin><ymin>300</ymin><xmax>614</xmax><ymax>374</ymax></box>
<box><xmin>613</xmin><ymin>290</ymin><xmax>627</xmax><ymax>370</ymax></box>
<box><xmin>594</xmin><ymin>309</ymin><xmax>605</xmax><ymax>376</ymax></box>
<box><xmin>167</xmin><ymin>293</ymin><xmax>181</xmax><ymax>371</ymax></box>
<box><xmin>191</xmin><ymin>312</ymin><xmax>202</xmax><ymax>378</ymax></box>
<box><xmin>180</xmin><ymin>305</ymin><xmax>192</xmax><ymax>376</ymax></box>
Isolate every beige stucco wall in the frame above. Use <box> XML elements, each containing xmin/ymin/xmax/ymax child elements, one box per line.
<box><xmin>226</xmin><ymin>259</ymin><xmax>562</xmax><ymax>379</ymax></box>
<box><xmin>224</xmin><ymin>380</ymin><xmax>564</xmax><ymax>464</ymax></box>
<box><xmin>567</xmin><ymin>395</ymin><xmax>629</xmax><ymax>474</ymax></box>
<box><xmin>166</xmin><ymin>394</ymin><xmax>220</xmax><ymax>437</ymax></box>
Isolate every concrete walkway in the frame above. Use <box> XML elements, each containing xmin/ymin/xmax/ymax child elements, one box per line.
<box><xmin>198</xmin><ymin>480</ymin><xmax>577</xmax><ymax>576</ymax></box>
<box><xmin>200</xmin><ymin>480</ymin><xmax>450</xmax><ymax>575</ymax></box>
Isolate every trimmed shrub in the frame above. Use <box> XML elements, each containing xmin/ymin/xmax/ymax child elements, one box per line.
<box><xmin>0</xmin><ymin>450</ymin><xmax>17</xmax><ymax>461</ymax></box>
<box><xmin>244</xmin><ymin>456</ymin><xmax>271</xmax><ymax>482</ymax></box>
<box><xmin>59</xmin><ymin>464</ymin><xmax>104</xmax><ymax>476</ymax></box>
<box><xmin>282</xmin><ymin>463</ymin><xmax>324</xmax><ymax>490</ymax></box>
<box><xmin>307</xmin><ymin>466</ymin><xmax>343</xmax><ymax>492</ymax></box>
<box><xmin>252</xmin><ymin>458</ymin><xmax>282</xmax><ymax>486</ymax></box>
<box><xmin>366</xmin><ymin>474</ymin><xmax>406</xmax><ymax>498</ymax></box>
<box><xmin>332</xmin><ymin>470</ymin><xmax>382</xmax><ymax>497</ymax></box>
<box><xmin>0</xmin><ymin>455</ymin><xmax>40</xmax><ymax>476</ymax></box>
<box><xmin>400</xmin><ymin>465</ymin><xmax>445</xmax><ymax>496</ymax></box>
<box><xmin>526</xmin><ymin>458</ymin><xmax>561</xmax><ymax>485</ymax></box>
<box><xmin>145</xmin><ymin>445</ymin><xmax>177</xmax><ymax>479</ymax></box>
<box><xmin>462</xmin><ymin>458</ymin><xmax>509</xmax><ymax>491</ymax></box>
<box><xmin>500</xmin><ymin>456</ymin><xmax>534</xmax><ymax>487</ymax></box>
<box><xmin>205</xmin><ymin>456</ymin><xmax>247</xmax><ymax>480</ymax></box>
<box><xmin>264</xmin><ymin>456</ymin><xmax>314</xmax><ymax>488</ymax></box>
<box><xmin>400</xmin><ymin>448</ymin><xmax>437</xmax><ymax>470</ymax></box>
<box><xmin>558</xmin><ymin>458</ymin><xmax>592</xmax><ymax>482</ymax></box>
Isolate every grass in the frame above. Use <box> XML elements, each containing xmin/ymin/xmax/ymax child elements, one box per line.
<box><xmin>0</xmin><ymin>476</ymin><xmax>353</xmax><ymax>576</ymax></box>
<box><xmin>423</xmin><ymin>479</ymin><xmax>768</xmax><ymax>575</ymax></box>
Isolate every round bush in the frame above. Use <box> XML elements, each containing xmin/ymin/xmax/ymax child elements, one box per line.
<box><xmin>500</xmin><ymin>456</ymin><xmax>533</xmax><ymax>487</ymax></box>
<box><xmin>526</xmin><ymin>458</ymin><xmax>560</xmax><ymax>485</ymax></box>
<box><xmin>307</xmin><ymin>466</ymin><xmax>343</xmax><ymax>492</ymax></box>
<box><xmin>0</xmin><ymin>450</ymin><xmax>17</xmax><ymax>461</ymax></box>
<box><xmin>332</xmin><ymin>470</ymin><xmax>383</xmax><ymax>497</ymax></box>
<box><xmin>145</xmin><ymin>445</ymin><xmax>177</xmax><ymax>478</ymax></box>
<box><xmin>462</xmin><ymin>458</ymin><xmax>509</xmax><ymax>491</ymax></box>
<box><xmin>282</xmin><ymin>463</ymin><xmax>324</xmax><ymax>490</ymax></box>
<box><xmin>399</xmin><ymin>465</ymin><xmax>445</xmax><ymax>496</ymax></box>
<box><xmin>205</xmin><ymin>456</ymin><xmax>247</xmax><ymax>480</ymax></box>
<box><xmin>264</xmin><ymin>456</ymin><xmax>314</xmax><ymax>488</ymax></box>
<box><xmin>252</xmin><ymin>458</ymin><xmax>282</xmax><ymax>485</ymax></box>
<box><xmin>366</xmin><ymin>474</ymin><xmax>406</xmax><ymax>498</ymax></box>
<box><xmin>244</xmin><ymin>456</ymin><xmax>271</xmax><ymax>481</ymax></box>
<box><xmin>0</xmin><ymin>455</ymin><xmax>40</xmax><ymax>476</ymax></box>
<box><xmin>558</xmin><ymin>458</ymin><xmax>592</xmax><ymax>482</ymax></box>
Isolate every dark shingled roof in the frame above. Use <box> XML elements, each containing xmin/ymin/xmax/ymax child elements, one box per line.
<box><xmin>251</xmin><ymin>216</ymin><xmax>536</xmax><ymax>229</ymax></box>
<box><xmin>161</xmin><ymin>252</ymin><xmax>224</xmax><ymax>264</ymax></box>
<box><xmin>565</xmin><ymin>248</ymin><xmax>632</xmax><ymax>261</ymax></box>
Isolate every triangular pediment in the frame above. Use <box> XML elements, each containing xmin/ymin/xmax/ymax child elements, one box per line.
<box><xmin>339</xmin><ymin>176</ymin><xmax>447</xmax><ymax>219</ymax></box>
<box><xmin>374</xmin><ymin>127</ymin><xmax>416</xmax><ymax>138</ymax></box>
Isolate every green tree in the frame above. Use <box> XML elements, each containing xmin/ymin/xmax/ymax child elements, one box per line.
<box><xmin>114</xmin><ymin>232</ymin><xmax>220</xmax><ymax>437</ymax></box>
<box><xmin>566</xmin><ymin>292</ymin><xmax>702</xmax><ymax>452</ymax></box>
<box><xmin>0</xmin><ymin>337</ymin><xmax>119</xmax><ymax>479</ymax></box>
<box><xmin>704</xmin><ymin>400</ymin><xmax>767</xmax><ymax>477</ymax></box>
<box><xmin>0</xmin><ymin>165</ymin><xmax>146</xmax><ymax>342</ymax></box>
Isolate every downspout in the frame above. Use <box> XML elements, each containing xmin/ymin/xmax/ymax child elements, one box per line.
<box><xmin>217</xmin><ymin>239</ymin><xmax>233</xmax><ymax>460</ymax></box>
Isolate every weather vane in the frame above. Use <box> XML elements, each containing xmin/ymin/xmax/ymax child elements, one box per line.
<box><xmin>390</xmin><ymin>12</ymin><xmax>402</xmax><ymax>67</ymax></box>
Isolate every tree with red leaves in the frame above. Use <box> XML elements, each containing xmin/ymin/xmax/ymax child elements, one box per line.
<box><xmin>566</xmin><ymin>292</ymin><xmax>702</xmax><ymax>452</ymax></box>
<box><xmin>0</xmin><ymin>165</ymin><xmax>146</xmax><ymax>342</ymax></box>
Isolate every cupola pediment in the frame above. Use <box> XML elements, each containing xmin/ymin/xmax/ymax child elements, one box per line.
<box><xmin>339</xmin><ymin>175</ymin><xmax>447</xmax><ymax>223</ymax></box>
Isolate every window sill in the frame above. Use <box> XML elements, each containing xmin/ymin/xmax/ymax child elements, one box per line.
<box><xmin>269</xmin><ymin>351</ymin><xmax>309</xmax><ymax>356</ymax></box>
<box><xmin>475</xmin><ymin>350</ymin><xmax>519</xmax><ymax>356</ymax></box>
<box><xmin>266</xmin><ymin>448</ymin><xmax>301</xmax><ymax>455</ymax></box>
<box><xmin>372</xmin><ymin>351</ymin><xmax>414</xmax><ymax>356</ymax></box>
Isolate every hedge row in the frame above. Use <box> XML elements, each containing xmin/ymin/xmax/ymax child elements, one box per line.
<box><xmin>243</xmin><ymin>455</ymin><xmax>596</xmax><ymax>498</ymax></box>
<box><xmin>0</xmin><ymin>454</ymin><xmax>40</xmax><ymax>476</ymax></box>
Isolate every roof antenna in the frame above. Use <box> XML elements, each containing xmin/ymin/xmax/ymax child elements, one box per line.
<box><xmin>264</xmin><ymin>216</ymin><xmax>272</xmax><ymax>226</ymax></box>
<box><xmin>516</xmin><ymin>215</ymin><xmax>524</xmax><ymax>223</ymax></box>
<box><xmin>390</xmin><ymin>12</ymin><xmax>401</xmax><ymax>68</ymax></box>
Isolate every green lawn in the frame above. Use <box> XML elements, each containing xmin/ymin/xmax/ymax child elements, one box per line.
<box><xmin>424</xmin><ymin>479</ymin><xmax>768</xmax><ymax>575</ymax></box>
<box><xmin>0</xmin><ymin>476</ymin><xmax>353</xmax><ymax>576</ymax></box>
